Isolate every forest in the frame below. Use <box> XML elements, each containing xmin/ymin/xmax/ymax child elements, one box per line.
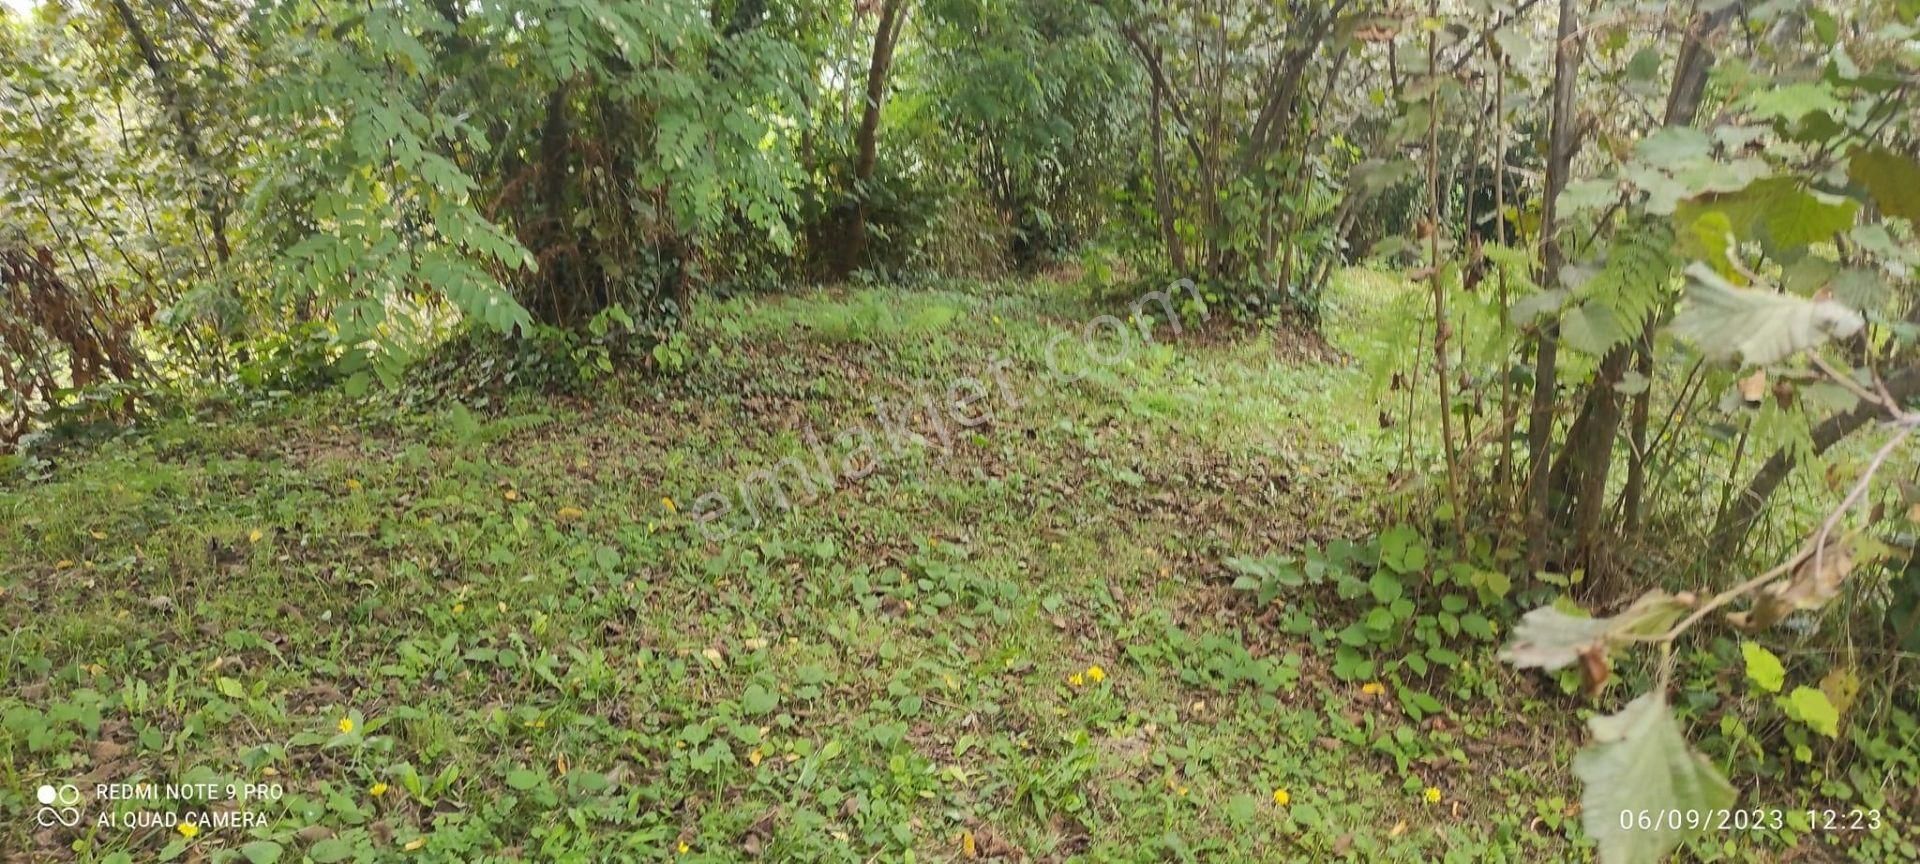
<box><xmin>3</xmin><ymin>0</ymin><xmax>1918</xmax><ymax>861</ymax></box>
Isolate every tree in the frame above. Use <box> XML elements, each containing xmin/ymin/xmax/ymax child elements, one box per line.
<box><xmin>1100</xmin><ymin>0</ymin><xmax>1353</xmax><ymax>313</ymax></box>
<box><xmin>837</xmin><ymin>0</ymin><xmax>909</xmax><ymax>277</ymax></box>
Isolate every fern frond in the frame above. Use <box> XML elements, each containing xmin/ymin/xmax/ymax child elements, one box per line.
<box><xmin>1574</xmin><ymin>219</ymin><xmax>1681</xmax><ymax>347</ymax></box>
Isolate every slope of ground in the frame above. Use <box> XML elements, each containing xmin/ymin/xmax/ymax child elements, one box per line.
<box><xmin>0</xmin><ymin>274</ymin><xmax>1634</xmax><ymax>862</ymax></box>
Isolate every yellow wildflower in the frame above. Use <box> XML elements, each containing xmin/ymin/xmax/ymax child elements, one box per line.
<box><xmin>1068</xmin><ymin>672</ymin><xmax>1085</xmax><ymax>687</ymax></box>
<box><xmin>677</xmin><ymin>841</ymin><xmax>691</xmax><ymax>854</ymax></box>
<box><xmin>1424</xmin><ymin>786</ymin><xmax>1442</xmax><ymax>804</ymax></box>
<box><xmin>1086</xmin><ymin>665</ymin><xmax>1106</xmax><ymax>683</ymax></box>
<box><xmin>1272</xmin><ymin>788</ymin><xmax>1291</xmax><ymax>806</ymax></box>
<box><xmin>1361</xmin><ymin>682</ymin><xmax>1386</xmax><ymax>696</ymax></box>
<box><xmin>370</xmin><ymin>782</ymin><xmax>389</xmax><ymax>797</ymax></box>
<box><xmin>345</xmin><ymin>478</ymin><xmax>362</xmax><ymax>492</ymax></box>
<box><xmin>663</xmin><ymin>496</ymin><xmax>678</xmax><ymax>513</ymax></box>
<box><xmin>177</xmin><ymin>822</ymin><xmax>199</xmax><ymax>838</ymax></box>
<box><xmin>338</xmin><ymin>716</ymin><xmax>355</xmax><ymax>734</ymax></box>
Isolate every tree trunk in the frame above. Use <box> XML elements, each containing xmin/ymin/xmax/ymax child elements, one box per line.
<box><xmin>108</xmin><ymin>0</ymin><xmax>230</xmax><ymax>265</ymax></box>
<box><xmin>1621</xmin><ymin>336</ymin><xmax>1654</xmax><ymax>532</ymax></box>
<box><xmin>1426</xmin><ymin>7</ymin><xmax>1467</xmax><ymax>542</ymax></box>
<box><xmin>530</xmin><ymin>83</ymin><xmax>583</xmax><ymax>326</ymax></box>
<box><xmin>1712</xmin><ymin>366</ymin><xmax>1920</xmax><ymax>556</ymax></box>
<box><xmin>1623</xmin><ymin>3</ymin><xmax>1743</xmax><ymax>533</ymax></box>
<box><xmin>1525</xmin><ymin>0</ymin><xmax>1580</xmax><ymax>571</ymax></box>
<box><xmin>1552</xmin><ymin>4</ymin><xmax>1736</xmax><ymax>573</ymax></box>
<box><xmin>1239</xmin><ymin>0</ymin><xmax>1345</xmax><ymax>175</ymax></box>
<box><xmin>1492</xmin><ymin>43</ymin><xmax>1515</xmax><ymax>499</ymax></box>
<box><xmin>1148</xmin><ymin>81</ymin><xmax>1187</xmax><ymax>274</ymax></box>
<box><xmin>841</xmin><ymin>0</ymin><xmax>906</xmax><ymax>277</ymax></box>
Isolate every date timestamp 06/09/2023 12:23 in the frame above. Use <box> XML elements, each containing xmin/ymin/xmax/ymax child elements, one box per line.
<box><xmin>1619</xmin><ymin>809</ymin><xmax>1883</xmax><ymax>832</ymax></box>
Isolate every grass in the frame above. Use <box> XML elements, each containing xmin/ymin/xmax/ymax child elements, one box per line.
<box><xmin>1</xmin><ymin>273</ymin><xmax>1908</xmax><ymax>862</ymax></box>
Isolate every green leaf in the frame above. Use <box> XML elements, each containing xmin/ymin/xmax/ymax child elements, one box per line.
<box><xmin>1848</xmin><ymin>146</ymin><xmax>1920</xmax><ymax>222</ymax></box>
<box><xmin>1677</xmin><ymin>177</ymin><xmax>1858</xmax><ymax>261</ymax></box>
<box><xmin>1743</xmin><ymin>82</ymin><xmax>1844</xmax><ymax>124</ymax></box>
<box><xmin>1501</xmin><ymin>607</ymin><xmax>1609</xmax><ymax>670</ymax></box>
<box><xmin>1501</xmin><ymin>591</ymin><xmax>1690</xmax><ymax>671</ymax></box>
<box><xmin>1226</xmin><ymin>793</ymin><xmax>1258</xmax><ymax>823</ymax></box>
<box><xmin>307</xmin><ymin>838</ymin><xmax>355</xmax><ymax>864</ymax></box>
<box><xmin>504</xmin><ymin>768</ymin><xmax>543</xmax><ymax>790</ymax></box>
<box><xmin>1561</xmin><ymin>179</ymin><xmax>1619</xmax><ymax>216</ymax></box>
<box><xmin>1625</xmin><ymin>47</ymin><xmax>1661</xmax><ymax>83</ymax></box>
<box><xmin>1669</xmin><ymin>265</ymin><xmax>1866</xmax><ymax>367</ymax></box>
<box><xmin>1678</xmin><ymin>209</ymin><xmax>1736</xmax><ymax>279</ymax></box>
<box><xmin>1636</xmin><ymin>128</ymin><xmax>1712</xmax><ymax>164</ymax></box>
<box><xmin>1573</xmin><ymin>693</ymin><xmax>1737</xmax><ymax>864</ymax></box>
<box><xmin>741</xmin><ymin>683</ymin><xmax>780</xmax><ymax>716</ymax></box>
<box><xmin>1740</xmin><ymin>642</ymin><xmax>1785</xmax><ymax>693</ymax></box>
<box><xmin>216</xmin><ymin>677</ymin><xmax>245</xmax><ymax>700</ymax></box>
<box><xmin>1369</xmin><ymin>572</ymin><xmax>1404</xmax><ymax>604</ymax></box>
<box><xmin>1561</xmin><ymin>301</ymin><xmax>1630</xmax><ymax>354</ymax></box>
<box><xmin>1784</xmin><ymin>686</ymin><xmax>1840</xmax><ymax>737</ymax></box>
<box><xmin>239</xmin><ymin>841</ymin><xmax>285</xmax><ymax>864</ymax></box>
<box><xmin>1350</xmin><ymin>158</ymin><xmax>1418</xmax><ymax>198</ymax></box>
<box><xmin>1475</xmin><ymin>569</ymin><xmax>1512</xmax><ymax>599</ymax></box>
<box><xmin>1511</xmin><ymin>289</ymin><xmax>1567</xmax><ymax>327</ymax></box>
<box><xmin>1377</xmin><ymin>525</ymin><xmax>1427</xmax><ymax>574</ymax></box>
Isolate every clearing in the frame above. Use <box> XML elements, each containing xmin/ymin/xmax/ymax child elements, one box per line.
<box><xmin>9</xmin><ymin>274</ymin><xmax>1592</xmax><ymax>861</ymax></box>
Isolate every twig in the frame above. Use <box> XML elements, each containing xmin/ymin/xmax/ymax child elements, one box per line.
<box><xmin>1811</xmin><ymin>416</ymin><xmax>1917</xmax><ymax>585</ymax></box>
<box><xmin>1809</xmin><ymin>354</ymin><xmax>1888</xmax><ymax>412</ymax></box>
<box><xmin>1645</xmin><ymin>543</ymin><xmax>1814</xmax><ymax>643</ymax></box>
<box><xmin>1644</xmin><ymin>412</ymin><xmax>1918</xmax><ymax>645</ymax></box>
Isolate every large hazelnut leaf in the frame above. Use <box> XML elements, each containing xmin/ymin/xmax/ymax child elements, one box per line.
<box><xmin>1669</xmin><ymin>264</ymin><xmax>1863</xmax><ymax>367</ymax></box>
<box><xmin>1500</xmin><ymin>591</ymin><xmax>1691</xmax><ymax>671</ymax></box>
<box><xmin>1573</xmin><ymin>692</ymin><xmax>1737</xmax><ymax>864</ymax></box>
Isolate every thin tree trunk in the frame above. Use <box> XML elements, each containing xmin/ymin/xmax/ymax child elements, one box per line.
<box><xmin>1710</xmin><ymin>418</ymin><xmax>1752</xmax><ymax>542</ymax></box>
<box><xmin>1240</xmin><ymin>0</ymin><xmax>1346</xmax><ymax>175</ymax></box>
<box><xmin>536</xmin><ymin>83</ymin><xmax>573</xmax><ymax>325</ymax></box>
<box><xmin>1554</xmin><ymin>3</ymin><xmax>1736</xmax><ymax>570</ymax></box>
<box><xmin>1271</xmin><ymin>42</ymin><xmax>1352</xmax><ymax>301</ymax></box>
<box><xmin>1492</xmin><ymin>42</ymin><xmax>1515</xmax><ymax>501</ymax></box>
<box><xmin>842</xmin><ymin>0</ymin><xmax>906</xmax><ymax>277</ymax></box>
<box><xmin>1426</xmin><ymin>6</ymin><xmax>1467</xmax><ymax>543</ymax></box>
<box><xmin>1712</xmin><ymin>366</ymin><xmax>1920</xmax><ymax>555</ymax></box>
<box><xmin>1526</xmin><ymin>0</ymin><xmax>1581</xmax><ymax>570</ymax></box>
<box><xmin>1622</xmin><ymin>335</ymin><xmax>1654</xmax><ymax>532</ymax></box>
<box><xmin>1624</xmin><ymin>3</ymin><xmax>1744</xmax><ymax>532</ymax></box>
<box><xmin>1149</xmin><ymin>81</ymin><xmax>1187</xmax><ymax>274</ymax></box>
<box><xmin>108</xmin><ymin>0</ymin><xmax>230</xmax><ymax>264</ymax></box>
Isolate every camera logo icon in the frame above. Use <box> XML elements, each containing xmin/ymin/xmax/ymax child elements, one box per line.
<box><xmin>35</xmin><ymin>784</ymin><xmax>83</xmax><ymax>827</ymax></box>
